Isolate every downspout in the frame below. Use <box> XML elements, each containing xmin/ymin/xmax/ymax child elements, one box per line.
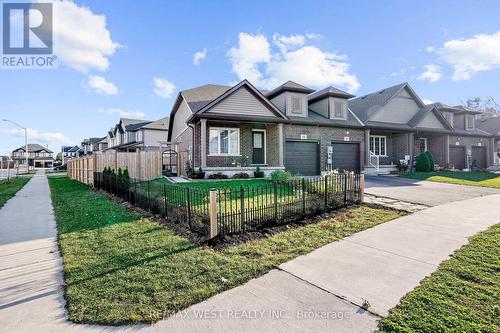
<box><xmin>187</xmin><ymin>123</ymin><xmax>195</xmax><ymax>168</ymax></box>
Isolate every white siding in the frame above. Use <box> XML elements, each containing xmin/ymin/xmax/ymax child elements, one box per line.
<box><xmin>370</xmin><ymin>88</ymin><xmax>421</xmax><ymax>124</ymax></box>
<box><xmin>417</xmin><ymin>112</ymin><xmax>445</xmax><ymax>129</ymax></box>
<box><xmin>143</xmin><ymin>129</ymin><xmax>168</xmax><ymax>147</ymax></box>
<box><xmin>171</xmin><ymin>99</ymin><xmax>192</xmax><ymax>141</ymax></box>
<box><xmin>207</xmin><ymin>86</ymin><xmax>276</xmax><ymax>117</ymax></box>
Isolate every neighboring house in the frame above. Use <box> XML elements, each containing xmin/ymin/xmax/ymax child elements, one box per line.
<box><xmin>0</xmin><ymin>155</ymin><xmax>14</xmax><ymax>168</ymax></box>
<box><xmin>81</xmin><ymin>138</ymin><xmax>103</xmax><ymax>155</ymax></box>
<box><xmin>97</xmin><ymin>137</ymin><xmax>108</xmax><ymax>151</ymax></box>
<box><xmin>11</xmin><ymin>144</ymin><xmax>54</xmax><ymax>169</ymax></box>
<box><xmin>167</xmin><ymin>79</ymin><xmax>496</xmax><ymax>177</ymax></box>
<box><xmin>107</xmin><ymin>117</ymin><xmax>169</xmax><ymax>152</ymax></box>
<box><xmin>477</xmin><ymin>116</ymin><xmax>500</xmax><ymax>167</ymax></box>
<box><xmin>61</xmin><ymin>145</ymin><xmax>79</xmax><ymax>164</ymax></box>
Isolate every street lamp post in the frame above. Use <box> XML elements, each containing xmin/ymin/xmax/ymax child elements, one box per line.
<box><xmin>2</xmin><ymin>119</ymin><xmax>29</xmax><ymax>171</ymax></box>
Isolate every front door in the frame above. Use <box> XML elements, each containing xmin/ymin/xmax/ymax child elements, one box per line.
<box><xmin>252</xmin><ymin>131</ymin><xmax>265</xmax><ymax>164</ymax></box>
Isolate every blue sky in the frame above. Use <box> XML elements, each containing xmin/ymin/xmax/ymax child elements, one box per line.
<box><xmin>1</xmin><ymin>0</ymin><xmax>500</xmax><ymax>156</ymax></box>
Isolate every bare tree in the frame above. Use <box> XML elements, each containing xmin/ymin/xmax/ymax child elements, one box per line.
<box><xmin>462</xmin><ymin>96</ymin><xmax>500</xmax><ymax>119</ymax></box>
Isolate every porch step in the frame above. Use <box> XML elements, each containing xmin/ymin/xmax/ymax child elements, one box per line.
<box><xmin>364</xmin><ymin>165</ymin><xmax>397</xmax><ymax>176</ymax></box>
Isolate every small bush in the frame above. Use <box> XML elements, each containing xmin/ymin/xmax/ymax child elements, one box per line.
<box><xmin>425</xmin><ymin>151</ymin><xmax>435</xmax><ymax>171</ymax></box>
<box><xmin>232</xmin><ymin>172</ymin><xmax>249</xmax><ymax>179</ymax></box>
<box><xmin>415</xmin><ymin>152</ymin><xmax>432</xmax><ymax>172</ymax></box>
<box><xmin>396</xmin><ymin>160</ymin><xmax>409</xmax><ymax>173</ymax></box>
<box><xmin>196</xmin><ymin>167</ymin><xmax>206</xmax><ymax>179</ymax></box>
<box><xmin>208</xmin><ymin>172</ymin><xmax>228</xmax><ymax>179</ymax></box>
<box><xmin>254</xmin><ymin>166</ymin><xmax>265</xmax><ymax>178</ymax></box>
<box><xmin>271</xmin><ymin>170</ymin><xmax>292</xmax><ymax>183</ymax></box>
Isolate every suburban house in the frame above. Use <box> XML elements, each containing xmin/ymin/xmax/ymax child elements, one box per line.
<box><xmin>61</xmin><ymin>145</ymin><xmax>80</xmax><ymax>164</ymax></box>
<box><xmin>106</xmin><ymin>117</ymin><xmax>169</xmax><ymax>152</ymax></box>
<box><xmin>80</xmin><ymin>138</ymin><xmax>104</xmax><ymax>155</ymax></box>
<box><xmin>166</xmin><ymin>79</ymin><xmax>497</xmax><ymax>177</ymax></box>
<box><xmin>477</xmin><ymin>116</ymin><xmax>500</xmax><ymax>167</ymax></box>
<box><xmin>11</xmin><ymin>144</ymin><xmax>54</xmax><ymax>169</ymax></box>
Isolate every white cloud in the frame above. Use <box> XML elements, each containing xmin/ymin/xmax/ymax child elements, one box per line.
<box><xmin>429</xmin><ymin>31</ymin><xmax>500</xmax><ymax>80</ymax></box>
<box><xmin>418</xmin><ymin>64</ymin><xmax>442</xmax><ymax>83</ymax></box>
<box><xmin>193</xmin><ymin>48</ymin><xmax>207</xmax><ymax>66</ymax></box>
<box><xmin>86</xmin><ymin>75</ymin><xmax>119</xmax><ymax>96</ymax></box>
<box><xmin>52</xmin><ymin>0</ymin><xmax>120</xmax><ymax>73</ymax></box>
<box><xmin>152</xmin><ymin>77</ymin><xmax>175</xmax><ymax>99</ymax></box>
<box><xmin>227</xmin><ymin>32</ymin><xmax>360</xmax><ymax>92</ymax></box>
<box><xmin>2</xmin><ymin>128</ymin><xmax>73</xmax><ymax>146</ymax></box>
<box><xmin>98</xmin><ymin>108</ymin><xmax>145</xmax><ymax>119</ymax></box>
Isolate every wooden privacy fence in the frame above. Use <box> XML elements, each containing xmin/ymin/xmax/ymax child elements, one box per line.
<box><xmin>93</xmin><ymin>172</ymin><xmax>364</xmax><ymax>240</ymax></box>
<box><xmin>68</xmin><ymin>150</ymin><xmax>162</xmax><ymax>184</ymax></box>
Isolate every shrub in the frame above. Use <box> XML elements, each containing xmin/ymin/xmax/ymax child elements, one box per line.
<box><xmin>271</xmin><ymin>170</ymin><xmax>292</xmax><ymax>183</ymax></box>
<box><xmin>232</xmin><ymin>172</ymin><xmax>249</xmax><ymax>179</ymax></box>
<box><xmin>208</xmin><ymin>172</ymin><xmax>228</xmax><ymax>179</ymax></box>
<box><xmin>396</xmin><ymin>160</ymin><xmax>408</xmax><ymax>173</ymax></box>
<box><xmin>185</xmin><ymin>161</ymin><xmax>196</xmax><ymax>178</ymax></box>
<box><xmin>254</xmin><ymin>166</ymin><xmax>265</xmax><ymax>178</ymax></box>
<box><xmin>425</xmin><ymin>151</ymin><xmax>435</xmax><ymax>171</ymax></box>
<box><xmin>196</xmin><ymin>167</ymin><xmax>206</xmax><ymax>179</ymax></box>
<box><xmin>415</xmin><ymin>152</ymin><xmax>431</xmax><ymax>172</ymax></box>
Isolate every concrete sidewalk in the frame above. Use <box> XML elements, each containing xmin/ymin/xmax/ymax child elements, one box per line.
<box><xmin>280</xmin><ymin>193</ymin><xmax>500</xmax><ymax>317</ymax></box>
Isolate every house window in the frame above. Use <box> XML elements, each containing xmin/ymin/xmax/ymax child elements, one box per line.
<box><xmin>137</xmin><ymin>131</ymin><xmax>143</xmax><ymax>142</ymax></box>
<box><xmin>209</xmin><ymin>128</ymin><xmax>240</xmax><ymax>156</ymax></box>
<box><xmin>415</xmin><ymin>138</ymin><xmax>428</xmax><ymax>154</ymax></box>
<box><xmin>466</xmin><ymin>115</ymin><xmax>474</xmax><ymax>130</ymax></box>
<box><xmin>290</xmin><ymin>96</ymin><xmax>302</xmax><ymax>114</ymax></box>
<box><xmin>369</xmin><ymin>135</ymin><xmax>387</xmax><ymax>156</ymax></box>
<box><xmin>333</xmin><ymin>101</ymin><xmax>346</xmax><ymax>119</ymax></box>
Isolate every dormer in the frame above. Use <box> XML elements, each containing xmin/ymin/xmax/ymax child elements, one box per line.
<box><xmin>431</xmin><ymin>102</ymin><xmax>481</xmax><ymax>131</ymax></box>
<box><xmin>308</xmin><ymin>86</ymin><xmax>355</xmax><ymax>120</ymax></box>
<box><xmin>266</xmin><ymin>80</ymin><xmax>314</xmax><ymax>117</ymax></box>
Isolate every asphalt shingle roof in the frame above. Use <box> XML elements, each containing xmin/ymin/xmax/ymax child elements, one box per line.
<box><xmin>308</xmin><ymin>86</ymin><xmax>354</xmax><ymax>103</ymax></box>
<box><xmin>348</xmin><ymin>82</ymin><xmax>407</xmax><ymax>122</ymax></box>
<box><xmin>12</xmin><ymin>143</ymin><xmax>53</xmax><ymax>153</ymax></box>
<box><xmin>265</xmin><ymin>80</ymin><xmax>315</xmax><ymax>99</ymax></box>
<box><xmin>181</xmin><ymin>84</ymin><xmax>232</xmax><ymax>113</ymax></box>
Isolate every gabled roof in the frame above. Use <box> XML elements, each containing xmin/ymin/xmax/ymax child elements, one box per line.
<box><xmin>68</xmin><ymin>145</ymin><xmax>80</xmax><ymax>152</ymax></box>
<box><xmin>265</xmin><ymin>80</ymin><xmax>315</xmax><ymax>99</ymax></box>
<box><xmin>182</xmin><ymin>84</ymin><xmax>232</xmax><ymax>113</ymax></box>
<box><xmin>349</xmin><ymin>82</ymin><xmax>417</xmax><ymax>122</ymax></box>
<box><xmin>408</xmin><ymin>105</ymin><xmax>454</xmax><ymax>130</ymax></box>
<box><xmin>125</xmin><ymin>121</ymin><xmax>152</xmax><ymax>131</ymax></box>
<box><xmin>477</xmin><ymin>117</ymin><xmax>500</xmax><ymax>136</ymax></box>
<box><xmin>142</xmin><ymin>117</ymin><xmax>169</xmax><ymax>130</ymax></box>
<box><xmin>12</xmin><ymin>143</ymin><xmax>53</xmax><ymax>153</ymax></box>
<box><xmin>308</xmin><ymin>86</ymin><xmax>355</xmax><ymax>103</ymax></box>
<box><xmin>430</xmin><ymin>102</ymin><xmax>482</xmax><ymax>115</ymax></box>
<box><xmin>194</xmin><ymin>80</ymin><xmax>287</xmax><ymax>119</ymax></box>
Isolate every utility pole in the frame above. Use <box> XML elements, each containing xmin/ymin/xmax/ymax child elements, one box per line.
<box><xmin>2</xmin><ymin>119</ymin><xmax>28</xmax><ymax>171</ymax></box>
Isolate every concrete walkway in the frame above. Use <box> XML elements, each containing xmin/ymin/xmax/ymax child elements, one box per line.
<box><xmin>2</xmin><ymin>171</ymin><xmax>499</xmax><ymax>332</ymax></box>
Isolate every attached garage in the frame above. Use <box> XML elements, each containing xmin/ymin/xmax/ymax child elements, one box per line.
<box><xmin>332</xmin><ymin>142</ymin><xmax>360</xmax><ymax>172</ymax></box>
<box><xmin>285</xmin><ymin>140</ymin><xmax>320</xmax><ymax>176</ymax></box>
<box><xmin>449</xmin><ymin>146</ymin><xmax>466</xmax><ymax>170</ymax></box>
<box><xmin>471</xmin><ymin>146</ymin><xmax>487</xmax><ymax>169</ymax></box>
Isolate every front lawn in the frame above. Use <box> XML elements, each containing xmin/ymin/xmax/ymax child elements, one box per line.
<box><xmin>151</xmin><ymin>177</ymin><xmax>273</xmax><ymax>191</ymax></box>
<box><xmin>0</xmin><ymin>177</ymin><xmax>30</xmax><ymax>208</ymax></box>
<box><xmin>401</xmin><ymin>171</ymin><xmax>500</xmax><ymax>189</ymax></box>
<box><xmin>379</xmin><ymin>223</ymin><xmax>500</xmax><ymax>333</ymax></box>
<box><xmin>49</xmin><ymin>177</ymin><xmax>404</xmax><ymax>325</ymax></box>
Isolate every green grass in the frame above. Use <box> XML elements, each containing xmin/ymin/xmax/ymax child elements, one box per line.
<box><xmin>401</xmin><ymin>171</ymin><xmax>500</xmax><ymax>189</ymax></box>
<box><xmin>49</xmin><ymin>176</ymin><xmax>404</xmax><ymax>325</ymax></box>
<box><xmin>151</xmin><ymin>177</ymin><xmax>273</xmax><ymax>191</ymax></box>
<box><xmin>0</xmin><ymin>177</ymin><xmax>30</xmax><ymax>208</ymax></box>
<box><xmin>379</xmin><ymin>223</ymin><xmax>500</xmax><ymax>333</ymax></box>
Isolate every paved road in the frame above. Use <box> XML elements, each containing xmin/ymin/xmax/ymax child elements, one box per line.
<box><xmin>365</xmin><ymin>176</ymin><xmax>500</xmax><ymax>206</ymax></box>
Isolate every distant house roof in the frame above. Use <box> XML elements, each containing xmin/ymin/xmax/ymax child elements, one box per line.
<box><xmin>143</xmin><ymin>117</ymin><xmax>169</xmax><ymax>130</ymax></box>
<box><xmin>125</xmin><ymin>121</ymin><xmax>152</xmax><ymax>131</ymax></box>
<box><xmin>265</xmin><ymin>80</ymin><xmax>315</xmax><ymax>99</ymax></box>
<box><xmin>181</xmin><ymin>84</ymin><xmax>233</xmax><ymax>113</ymax></box>
<box><xmin>348</xmin><ymin>82</ymin><xmax>410</xmax><ymax>122</ymax></box>
<box><xmin>1</xmin><ymin>155</ymin><xmax>12</xmax><ymax>162</ymax></box>
<box><xmin>308</xmin><ymin>86</ymin><xmax>355</xmax><ymax>103</ymax></box>
<box><xmin>430</xmin><ymin>102</ymin><xmax>482</xmax><ymax>115</ymax></box>
<box><xmin>12</xmin><ymin>143</ymin><xmax>53</xmax><ymax>153</ymax></box>
<box><xmin>68</xmin><ymin>145</ymin><xmax>80</xmax><ymax>152</ymax></box>
<box><xmin>477</xmin><ymin>117</ymin><xmax>500</xmax><ymax>136</ymax></box>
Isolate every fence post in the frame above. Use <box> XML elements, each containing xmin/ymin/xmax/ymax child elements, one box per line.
<box><xmin>147</xmin><ymin>179</ymin><xmax>151</xmax><ymax>211</ymax></box>
<box><xmin>163</xmin><ymin>184</ymin><xmax>168</xmax><ymax>219</ymax></box>
<box><xmin>324</xmin><ymin>175</ymin><xmax>328</xmax><ymax>210</ymax></box>
<box><xmin>343</xmin><ymin>174</ymin><xmax>348</xmax><ymax>205</ymax></box>
<box><xmin>186</xmin><ymin>188</ymin><xmax>192</xmax><ymax>223</ymax></box>
<box><xmin>359</xmin><ymin>174</ymin><xmax>365</xmax><ymax>202</ymax></box>
<box><xmin>209</xmin><ymin>189</ymin><xmax>218</xmax><ymax>238</ymax></box>
<box><xmin>134</xmin><ymin>182</ymin><xmax>138</xmax><ymax>205</ymax></box>
<box><xmin>301</xmin><ymin>178</ymin><xmax>306</xmax><ymax>216</ymax></box>
<box><xmin>239</xmin><ymin>185</ymin><xmax>245</xmax><ymax>231</ymax></box>
<box><xmin>273</xmin><ymin>182</ymin><xmax>278</xmax><ymax>220</ymax></box>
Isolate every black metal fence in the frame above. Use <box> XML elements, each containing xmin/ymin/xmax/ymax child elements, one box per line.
<box><xmin>93</xmin><ymin>172</ymin><xmax>363</xmax><ymax>239</ymax></box>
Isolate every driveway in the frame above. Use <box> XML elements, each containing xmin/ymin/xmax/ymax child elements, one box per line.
<box><xmin>365</xmin><ymin>176</ymin><xmax>500</xmax><ymax>206</ymax></box>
